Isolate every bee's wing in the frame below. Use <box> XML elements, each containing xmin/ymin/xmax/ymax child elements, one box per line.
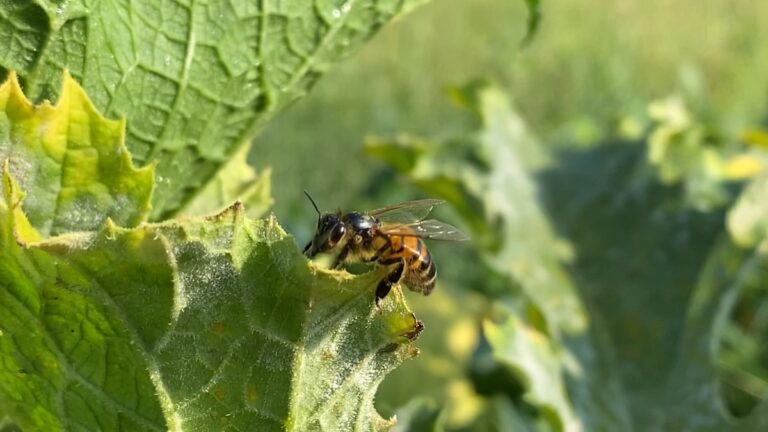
<box><xmin>380</xmin><ymin>219</ymin><xmax>469</xmax><ymax>241</ymax></box>
<box><xmin>368</xmin><ymin>199</ymin><xmax>445</xmax><ymax>224</ymax></box>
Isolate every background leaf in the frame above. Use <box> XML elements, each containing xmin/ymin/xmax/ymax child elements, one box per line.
<box><xmin>390</xmin><ymin>398</ymin><xmax>444</xmax><ymax>432</ymax></box>
<box><xmin>368</xmin><ymin>84</ymin><xmax>628</xmax><ymax>431</ymax></box>
<box><xmin>728</xmin><ymin>173</ymin><xmax>768</xmax><ymax>247</ymax></box>
<box><xmin>179</xmin><ymin>142</ymin><xmax>273</xmax><ymax>218</ymax></box>
<box><xmin>368</xmin><ymin>82</ymin><xmax>768</xmax><ymax>430</ymax></box>
<box><xmin>521</xmin><ymin>0</ymin><xmax>541</xmax><ymax>45</ymax></box>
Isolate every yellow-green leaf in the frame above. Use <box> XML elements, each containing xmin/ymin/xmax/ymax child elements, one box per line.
<box><xmin>180</xmin><ymin>142</ymin><xmax>273</xmax><ymax>218</ymax></box>
<box><xmin>0</xmin><ymin>72</ymin><xmax>153</xmax><ymax>236</ymax></box>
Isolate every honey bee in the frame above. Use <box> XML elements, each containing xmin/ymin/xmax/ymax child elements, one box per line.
<box><xmin>303</xmin><ymin>192</ymin><xmax>468</xmax><ymax>305</ymax></box>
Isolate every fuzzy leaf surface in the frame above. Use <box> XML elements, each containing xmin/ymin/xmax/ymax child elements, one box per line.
<box><xmin>1</xmin><ymin>170</ymin><xmax>421</xmax><ymax>431</ymax></box>
<box><xmin>0</xmin><ymin>72</ymin><xmax>153</xmax><ymax>235</ymax></box>
<box><xmin>0</xmin><ymin>71</ymin><xmax>421</xmax><ymax>431</ymax></box>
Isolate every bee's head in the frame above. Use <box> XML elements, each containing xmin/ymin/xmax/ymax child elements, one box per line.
<box><xmin>305</xmin><ymin>213</ymin><xmax>348</xmax><ymax>257</ymax></box>
<box><xmin>303</xmin><ymin>192</ymin><xmax>348</xmax><ymax>257</ymax></box>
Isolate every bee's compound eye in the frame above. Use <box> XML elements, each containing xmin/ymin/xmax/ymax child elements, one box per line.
<box><xmin>330</xmin><ymin>224</ymin><xmax>346</xmax><ymax>244</ymax></box>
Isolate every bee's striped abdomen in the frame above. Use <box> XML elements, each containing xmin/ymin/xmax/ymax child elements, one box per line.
<box><xmin>405</xmin><ymin>237</ymin><xmax>436</xmax><ymax>295</ymax></box>
<box><xmin>379</xmin><ymin>234</ymin><xmax>437</xmax><ymax>296</ymax></box>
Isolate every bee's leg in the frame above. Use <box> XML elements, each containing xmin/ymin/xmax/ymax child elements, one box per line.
<box><xmin>376</xmin><ymin>259</ymin><xmax>405</xmax><ymax>307</ymax></box>
<box><xmin>302</xmin><ymin>241</ymin><xmax>312</xmax><ymax>255</ymax></box>
<box><xmin>332</xmin><ymin>244</ymin><xmax>351</xmax><ymax>269</ymax></box>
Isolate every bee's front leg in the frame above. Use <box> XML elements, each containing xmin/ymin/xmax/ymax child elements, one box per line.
<box><xmin>376</xmin><ymin>259</ymin><xmax>405</xmax><ymax>307</ymax></box>
<box><xmin>332</xmin><ymin>244</ymin><xmax>351</xmax><ymax>269</ymax></box>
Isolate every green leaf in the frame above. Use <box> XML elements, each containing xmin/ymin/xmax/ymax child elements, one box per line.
<box><xmin>179</xmin><ymin>142</ymin><xmax>273</xmax><ymax>218</ymax></box>
<box><xmin>368</xmin><ymin>82</ymin><xmax>768</xmax><ymax>430</ymax></box>
<box><xmin>390</xmin><ymin>398</ymin><xmax>444</xmax><ymax>432</ymax></box>
<box><xmin>0</xmin><ymin>414</ymin><xmax>21</xmax><ymax>432</ymax></box>
<box><xmin>368</xmin><ymin>84</ymin><xmax>627</xmax><ymax>431</ymax></box>
<box><xmin>0</xmin><ymin>70</ymin><xmax>423</xmax><ymax>431</ymax></box>
<box><xmin>720</xmin><ymin>173</ymin><xmax>768</xmax><ymax>414</ymax></box>
<box><xmin>0</xmin><ymin>72</ymin><xmax>154</xmax><ymax>236</ymax></box>
<box><xmin>521</xmin><ymin>0</ymin><xmax>541</xmax><ymax>45</ymax></box>
<box><xmin>0</xmin><ymin>0</ymin><xmax>427</xmax><ymax>219</ymax></box>
<box><xmin>544</xmin><ymin>145</ymin><xmax>768</xmax><ymax>430</ymax></box>
<box><xmin>1</xmin><ymin>170</ymin><xmax>423</xmax><ymax>431</ymax></box>
<box><xmin>728</xmin><ymin>173</ymin><xmax>768</xmax><ymax>247</ymax></box>
<box><xmin>471</xmin><ymin>395</ymin><xmax>550</xmax><ymax>432</ymax></box>
<box><xmin>645</xmin><ymin>94</ymin><xmax>763</xmax><ymax>211</ymax></box>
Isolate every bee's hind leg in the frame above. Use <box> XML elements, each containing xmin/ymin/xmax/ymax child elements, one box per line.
<box><xmin>376</xmin><ymin>259</ymin><xmax>405</xmax><ymax>307</ymax></box>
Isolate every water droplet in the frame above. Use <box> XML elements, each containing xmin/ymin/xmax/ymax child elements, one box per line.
<box><xmin>341</xmin><ymin>2</ymin><xmax>351</xmax><ymax>13</ymax></box>
<box><xmin>331</xmin><ymin>9</ymin><xmax>341</xmax><ymax>18</ymax></box>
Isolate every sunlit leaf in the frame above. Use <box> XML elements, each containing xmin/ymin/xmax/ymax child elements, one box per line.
<box><xmin>0</xmin><ymin>72</ymin><xmax>153</xmax><ymax>235</ymax></box>
<box><xmin>729</xmin><ymin>173</ymin><xmax>768</xmax><ymax>247</ymax></box>
<box><xmin>180</xmin><ymin>142</ymin><xmax>273</xmax><ymax>218</ymax></box>
<box><xmin>0</xmin><ymin>70</ymin><xmax>422</xmax><ymax>431</ymax></box>
<box><xmin>0</xmin><ymin>0</ymin><xmax>428</xmax><ymax>218</ymax></box>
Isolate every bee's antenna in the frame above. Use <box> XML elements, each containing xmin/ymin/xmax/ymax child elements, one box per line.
<box><xmin>304</xmin><ymin>190</ymin><xmax>321</xmax><ymax>217</ymax></box>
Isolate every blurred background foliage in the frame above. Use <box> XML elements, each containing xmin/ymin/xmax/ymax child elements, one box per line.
<box><xmin>251</xmin><ymin>0</ymin><xmax>768</xmax><ymax>429</ymax></box>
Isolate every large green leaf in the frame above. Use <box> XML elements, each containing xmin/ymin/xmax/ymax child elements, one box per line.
<box><xmin>542</xmin><ymin>144</ymin><xmax>768</xmax><ymax>430</ymax></box>
<box><xmin>0</xmin><ymin>70</ymin><xmax>422</xmax><ymax>431</ymax></box>
<box><xmin>1</xmin><ymin>187</ymin><xmax>422</xmax><ymax>430</ymax></box>
<box><xmin>367</xmin><ymin>83</ymin><xmax>768</xmax><ymax>430</ymax></box>
<box><xmin>0</xmin><ymin>0</ymin><xmax>425</xmax><ymax>219</ymax></box>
